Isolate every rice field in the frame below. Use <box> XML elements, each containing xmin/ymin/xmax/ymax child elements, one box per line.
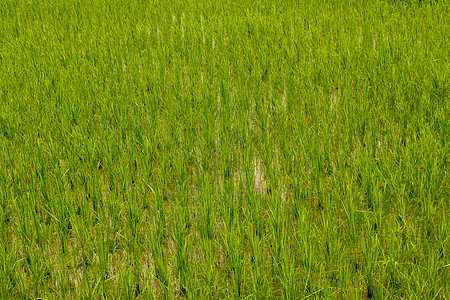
<box><xmin>0</xmin><ymin>0</ymin><xmax>449</xmax><ymax>298</ymax></box>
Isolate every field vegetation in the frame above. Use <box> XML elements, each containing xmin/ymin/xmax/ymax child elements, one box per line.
<box><xmin>0</xmin><ymin>0</ymin><xmax>449</xmax><ymax>298</ymax></box>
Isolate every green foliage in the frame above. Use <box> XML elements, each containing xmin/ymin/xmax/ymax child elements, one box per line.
<box><xmin>0</xmin><ymin>0</ymin><xmax>448</xmax><ymax>298</ymax></box>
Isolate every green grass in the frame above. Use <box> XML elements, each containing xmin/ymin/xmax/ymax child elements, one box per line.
<box><xmin>0</xmin><ymin>0</ymin><xmax>449</xmax><ymax>298</ymax></box>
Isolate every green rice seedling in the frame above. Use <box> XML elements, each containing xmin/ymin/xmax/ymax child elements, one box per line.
<box><xmin>171</xmin><ymin>206</ymin><xmax>189</xmax><ymax>297</ymax></box>
<box><xmin>246</xmin><ymin>217</ymin><xmax>266</xmax><ymax>298</ymax></box>
<box><xmin>149</xmin><ymin>190</ymin><xmax>170</xmax><ymax>298</ymax></box>
<box><xmin>221</xmin><ymin>214</ymin><xmax>246</xmax><ymax>298</ymax></box>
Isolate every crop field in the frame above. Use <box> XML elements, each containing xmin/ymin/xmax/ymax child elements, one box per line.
<box><xmin>0</xmin><ymin>0</ymin><xmax>449</xmax><ymax>298</ymax></box>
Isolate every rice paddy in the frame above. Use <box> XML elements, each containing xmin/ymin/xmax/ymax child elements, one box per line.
<box><xmin>0</xmin><ymin>0</ymin><xmax>449</xmax><ymax>298</ymax></box>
